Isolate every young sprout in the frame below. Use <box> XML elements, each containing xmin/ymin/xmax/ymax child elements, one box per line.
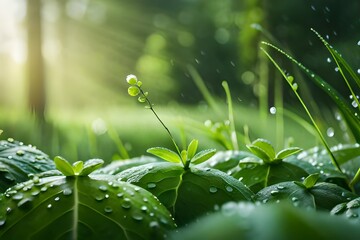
<box><xmin>125</xmin><ymin>74</ymin><xmax>216</xmax><ymax>168</ymax></box>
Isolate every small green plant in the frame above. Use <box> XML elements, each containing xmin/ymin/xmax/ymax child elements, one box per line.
<box><xmin>126</xmin><ymin>74</ymin><xmax>216</xmax><ymax>168</ymax></box>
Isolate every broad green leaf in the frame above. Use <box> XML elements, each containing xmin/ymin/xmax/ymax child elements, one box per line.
<box><xmin>79</xmin><ymin>159</ymin><xmax>104</xmax><ymax>176</ymax></box>
<box><xmin>246</xmin><ymin>145</ymin><xmax>271</xmax><ymax>163</ymax></box>
<box><xmin>117</xmin><ymin>162</ymin><xmax>254</xmax><ymax>226</ymax></box>
<box><xmin>94</xmin><ymin>156</ymin><xmax>160</xmax><ymax>175</ymax></box>
<box><xmin>251</xmin><ymin>139</ymin><xmax>275</xmax><ymax>160</ymax></box>
<box><xmin>232</xmin><ymin>162</ymin><xmax>308</xmax><ymax>193</ymax></box>
<box><xmin>198</xmin><ymin>150</ymin><xmax>259</xmax><ymax>174</ymax></box>
<box><xmin>331</xmin><ymin>197</ymin><xmax>360</xmax><ymax>222</ymax></box>
<box><xmin>187</xmin><ymin>139</ymin><xmax>198</xmax><ymax>159</ymax></box>
<box><xmin>171</xmin><ymin>202</ymin><xmax>360</xmax><ymax>240</ymax></box>
<box><xmin>275</xmin><ymin>147</ymin><xmax>302</xmax><ymax>160</ymax></box>
<box><xmin>0</xmin><ymin>139</ymin><xmax>55</xmax><ymax>192</ymax></box>
<box><xmin>191</xmin><ymin>149</ymin><xmax>216</xmax><ymax>164</ymax></box>
<box><xmin>54</xmin><ymin>156</ymin><xmax>75</xmax><ymax>176</ymax></box>
<box><xmin>147</xmin><ymin>147</ymin><xmax>181</xmax><ymax>163</ymax></box>
<box><xmin>303</xmin><ymin>173</ymin><xmax>320</xmax><ymax>189</ymax></box>
<box><xmin>0</xmin><ymin>172</ymin><xmax>175</xmax><ymax>239</ymax></box>
<box><xmin>256</xmin><ymin>181</ymin><xmax>356</xmax><ymax>210</ymax></box>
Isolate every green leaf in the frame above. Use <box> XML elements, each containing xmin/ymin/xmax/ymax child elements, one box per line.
<box><xmin>79</xmin><ymin>159</ymin><xmax>104</xmax><ymax>176</ymax></box>
<box><xmin>256</xmin><ymin>181</ymin><xmax>356</xmax><ymax>210</ymax></box>
<box><xmin>171</xmin><ymin>202</ymin><xmax>360</xmax><ymax>240</ymax></box>
<box><xmin>147</xmin><ymin>147</ymin><xmax>181</xmax><ymax>163</ymax></box>
<box><xmin>187</xmin><ymin>139</ymin><xmax>198</xmax><ymax>159</ymax></box>
<box><xmin>251</xmin><ymin>139</ymin><xmax>276</xmax><ymax>160</ymax></box>
<box><xmin>246</xmin><ymin>145</ymin><xmax>271</xmax><ymax>163</ymax></box>
<box><xmin>233</xmin><ymin>162</ymin><xmax>308</xmax><ymax>193</ymax></box>
<box><xmin>0</xmin><ymin>173</ymin><xmax>175</xmax><ymax>239</ymax></box>
<box><xmin>117</xmin><ymin>162</ymin><xmax>254</xmax><ymax>226</ymax></box>
<box><xmin>54</xmin><ymin>156</ymin><xmax>75</xmax><ymax>176</ymax></box>
<box><xmin>180</xmin><ymin>150</ymin><xmax>187</xmax><ymax>165</ymax></box>
<box><xmin>276</xmin><ymin>147</ymin><xmax>302</xmax><ymax>160</ymax></box>
<box><xmin>72</xmin><ymin>161</ymin><xmax>84</xmax><ymax>175</ymax></box>
<box><xmin>331</xmin><ymin>197</ymin><xmax>360</xmax><ymax>222</ymax></box>
<box><xmin>303</xmin><ymin>173</ymin><xmax>320</xmax><ymax>189</ymax></box>
<box><xmin>191</xmin><ymin>149</ymin><xmax>216</xmax><ymax>165</ymax></box>
<box><xmin>0</xmin><ymin>139</ymin><xmax>55</xmax><ymax>192</ymax></box>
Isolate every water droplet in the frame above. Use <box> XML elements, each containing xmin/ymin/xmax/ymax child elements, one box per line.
<box><xmin>104</xmin><ymin>206</ymin><xmax>113</xmax><ymax>214</ymax></box>
<box><xmin>269</xmin><ymin>106</ymin><xmax>276</xmax><ymax>114</ymax></box>
<box><xmin>7</xmin><ymin>138</ymin><xmax>14</xmax><ymax>143</ymax></box>
<box><xmin>95</xmin><ymin>195</ymin><xmax>105</xmax><ymax>201</ymax></box>
<box><xmin>291</xmin><ymin>197</ymin><xmax>298</xmax><ymax>202</ymax></box>
<box><xmin>63</xmin><ymin>189</ymin><xmax>72</xmax><ymax>196</ymax></box>
<box><xmin>358</xmin><ymin>40</ymin><xmax>360</xmax><ymax>46</ymax></box>
<box><xmin>0</xmin><ymin>219</ymin><xmax>6</xmax><ymax>227</ymax></box>
<box><xmin>40</xmin><ymin>187</ymin><xmax>47</xmax><ymax>192</ymax></box>
<box><xmin>352</xmin><ymin>100</ymin><xmax>358</xmax><ymax>108</ymax></box>
<box><xmin>12</xmin><ymin>193</ymin><xmax>24</xmax><ymax>201</ymax></box>
<box><xmin>225</xmin><ymin>186</ymin><xmax>233</xmax><ymax>192</ymax></box>
<box><xmin>326</xmin><ymin>57</ymin><xmax>331</xmax><ymax>63</ymax></box>
<box><xmin>143</xmin><ymin>197</ymin><xmax>148</xmax><ymax>202</ymax></box>
<box><xmin>209</xmin><ymin>186</ymin><xmax>218</xmax><ymax>193</ymax></box>
<box><xmin>346</xmin><ymin>211</ymin><xmax>358</xmax><ymax>218</ymax></box>
<box><xmin>276</xmin><ymin>185</ymin><xmax>285</xmax><ymax>190</ymax></box>
<box><xmin>6</xmin><ymin>207</ymin><xmax>12</xmax><ymax>214</ymax></box>
<box><xmin>121</xmin><ymin>198</ymin><xmax>132</xmax><ymax>209</ymax></box>
<box><xmin>347</xmin><ymin>200</ymin><xmax>360</xmax><ymax>209</ymax></box>
<box><xmin>31</xmin><ymin>190</ymin><xmax>40</xmax><ymax>196</ymax></box>
<box><xmin>117</xmin><ymin>193</ymin><xmax>124</xmax><ymax>198</ymax></box>
<box><xmin>99</xmin><ymin>185</ymin><xmax>108</xmax><ymax>192</ymax></box>
<box><xmin>141</xmin><ymin>206</ymin><xmax>148</xmax><ymax>212</ymax></box>
<box><xmin>132</xmin><ymin>212</ymin><xmax>144</xmax><ymax>221</ymax></box>
<box><xmin>16</xmin><ymin>150</ymin><xmax>25</xmax><ymax>156</ymax></box>
<box><xmin>17</xmin><ymin>198</ymin><xmax>32</xmax><ymax>209</ymax></box>
<box><xmin>292</xmin><ymin>83</ymin><xmax>298</xmax><ymax>91</ymax></box>
<box><xmin>149</xmin><ymin>221</ymin><xmax>160</xmax><ymax>229</ymax></box>
<box><xmin>47</xmin><ymin>204</ymin><xmax>52</xmax><ymax>209</ymax></box>
<box><xmin>54</xmin><ymin>197</ymin><xmax>60</xmax><ymax>201</ymax></box>
<box><xmin>326</xmin><ymin>127</ymin><xmax>335</xmax><ymax>137</ymax></box>
<box><xmin>357</xmin><ymin>69</ymin><xmax>360</xmax><ymax>74</ymax></box>
<box><xmin>270</xmin><ymin>190</ymin><xmax>279</xmax><ymax>196</ymax></box>
<box><xmin>147</xmin><ymin>183</ymin><xmax>157</xmax><ymax>189</ymax></box>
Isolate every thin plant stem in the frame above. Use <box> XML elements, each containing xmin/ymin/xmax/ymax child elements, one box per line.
<box><xmin>139</xmin><ymin>88</ymin><xmax>181</xmax><ymax>156</ymax></box>
<box><xmin>222</xmin><ymin>81</ymin><xmax>239</xmax><ymax>150</ymax></box>
<box><xmin>261</xmin><ymin>47</ymin><xmax>343</xmax><ymax>173</ymax></box>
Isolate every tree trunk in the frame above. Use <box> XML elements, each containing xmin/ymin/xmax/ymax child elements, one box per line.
<box><xmin>26</xmin><ymin>0</ymin><xmax>46</xmax><ymax>121</ymax></box>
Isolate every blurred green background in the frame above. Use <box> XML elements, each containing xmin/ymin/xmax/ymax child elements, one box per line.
<box><xmin>0</xmin><ymin>0</ymin><xmax>359</xmax><ymax>163</ymax></box>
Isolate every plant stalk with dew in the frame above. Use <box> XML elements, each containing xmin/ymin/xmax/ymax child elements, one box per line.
<box><xmin>126</xmin><ymin>74</ymin><xmax>181</xmax><ymax>156</ymax></box>
<box><xmin>260</xmin><ymin>48</ymin><xmax>343</xmax><ymax>174</ymax></box>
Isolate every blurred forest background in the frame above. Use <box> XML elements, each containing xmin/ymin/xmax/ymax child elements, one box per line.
<box><xmin>0</xmin><ymin>0</ymin><xmax>359</xmax><ymax>163</ymax></box>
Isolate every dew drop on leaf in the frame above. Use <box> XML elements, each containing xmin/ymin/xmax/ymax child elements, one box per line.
<box><xmin>16</xmin><ymin>150</ymin><xmax>25</xmax><ymax>156</ymax></box>
<box><xmin>225</xmin><ymin>186</ymin><xmax>233</xmax><ymax>192</ymax></box>
<box><xmin>98</xmin><ymin>185</ymin><xmax>108</xmax><ymax>192</ymax></box>
<box><xmin>47</xmin><ymin>204</ymin><xmax>52</xmax><ymax>209</ymax></box>
<box><xmin>149</xmin><ymin>221</ymin><xmax>160</xmax><ymax>229</ymax></box>
<box><xmin>0</xmin><ymin>219</ymin><xmax>6</xmax><ymax>227</ymax></box>
<box><xmin>12</xmin><ymin>193</ymin><xmax>24</xmax><ymax>201</ymax></box>
<box><xmin>147</xmin><ymin>183</ymin><xmax>157</xmax><ymax>189</ymax></box>
<box><xmin>209</xmin><ymin>186</ymin><xmax>218</xmax><ymax>193</ymax></box>
<box><xmin>326</xmin><ymin>127</ymin><xmax>335</xmax><ymax>137</ymax></box>
<box><xmin>54</xmin><ymin>197</ymin><xmax>60</xmax><ymax>201</ymax></box>
<box><xmin>132</xmin><ymin>212</ymin><xmax>144</xmax><ymax>221</ymax></box>
<box><xmin>269</xmin><ymin>106</ymin><xmax>276</xmax><ymax>114</ymax></box>
<box><xmin>63</xmin><ymin>188</ymin><xmax>72</xmax><ymax>196</ymax></box>
<box><xmin>141</xmin><ymin>206</ymin><xmax>148</xmax><ymax>212</ymax></box>
<box><xmin>117</xmin><ymin>193</ymin><xmax>124</xmax><ymax>198</ymax></box>
<box><xmin>121</xmin><ymin>198</ymin><xmax>132</xmax><ymax>209</ymax></box>
<box><xmin>270</xmin><ymin>190</ymin><xmax>279</xmax><ymax>196</ymax></box>
<box><xmin>104</xmin><ymin>206</ymin><xmax>113</xmax><ymax>214</ymax></box>
<box><xmin>276</xmin><ymin>185</ymin><xmax>285</xmax><ymax>190</ymax></box>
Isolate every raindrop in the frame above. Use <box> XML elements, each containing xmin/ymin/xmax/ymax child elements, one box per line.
<box><xmin>40</xmin><ymin>187</ymin><xmax>47</xmax><ymax>192</ymax></box>
<box><xmin>358</xmin><ymin>40</ymin><xmax>360</xmax><ymax>46</ymax></box>
<box><xmin>209</xmin><ymin>186</ymin><xmax>218</xmax><ymax>193</ymax></box>
<box><xmin>225</xmin><ymin>186</ymin><xmax>233</xmax><ymax>192</ymax></box>
<box><xmin>291</xmin><ymin>197</ymin><xmax>298</xmax><ymax>202</ymax></box>
<box><xmin>141</xmin><ymin>206</ymin><xmax>148</xmax><ymax>212</ymax></box>
<box><xmin>149</xmin><ymin>221</ymin><xmax>160</xmax><ymax>229</ymax></box>
<box><xmin>16</xmin><ymin>150</ymin><xmax>25</xmax><ymax>156</ymax></box>
<box><xmin>12</xmin><ymin>193</ymin><xmax>24</xmax><ymax>201</ymax></box>
<box><xmin>276</xmin><ymin>185</ymin><xmax>285</xmax><ymax>190</ymax></box>
<box><xmin>269</xmin><ymin>107</ymin><xmax>277</xmax><ymax>115</ymax></box>
<box><xmin>6</xmin><ymin>207</ymin><xmax>12</xmax><ymax>214</ymax></box>
<box><xmin>347</xmin><ymin>200</ymin><xmax>360</xmax><ymax>209</ymax></box>
<box><xmin>104</xmin><ymin>206</ymin><xmax>113</xmax><ymax>214</ymax></box>
<box><xmin>63</xmin><ymin>189</ymin><xmax>72</xmax><ymax>196</ymax></box>
<box><xmin>357</xmin><ymin>69</ymin><xmax>360</xmax><ymax>74</ymax></box>
<box><xmin>326</xmin><ymin>127</ymin><xmax>335</xmax><ymax>137</ymax></box>
<box><xmin>147</xmin><ymin>183</ymin><xmax>157</xmax><ymax>189</ymax></box>
<box><xmin>54</xmin><ymin>197</ymin><xmax>60</xmax><ymax>201</ymax></box>
<box><xmin>132</xmin><ymin>213</ymin><xmax>144</xmax><ymax>221</ymax></box>
<box><xmin>352</xmin><ymin>100</ymin><xmax>358</xmax><ymax>108</ymax></box>
<box><xmin>311</xmin><ymin>5</ymin><xmax>316</xmax><ymax>11</ymax></box>
<box><xmin>98</xmin><ymin>185</ymin><xmax>108</xmax><ymax>192</ymax></box>
<box><xmin>326</xmin><ymin>57</ymin><xmax>331</xmax><ymax>63</ymax></box>
<box><xmin>47</xmin><ymin>204</ymin><xmax>52</xmax><ymax>209</ymax></box>
<box><xmin>270</xmin><ymin>190</ymin><xmax>279</xmax><ymax>196</ymax></box>
<box><xmin>31</xmin><ymin>190</ymin><xmax>40</xmax><ymax>196</ymax></box>
<box><xmin>95</xmin><ymin>195</ymin><xmax>105</xmax><ymax>202</ymax></box>
<box><xmin>17</xmin><ymin>198</ymin><xmax>32</xmax><ymax>209</ymax></box>
<box><xmin>7</xmin><ymin>138</ymin><xmax>14</xmax><ymax>143</ymax></box>
<box><xmin>117</xmin><ymin>193</ymin><xmax>124</xmax><ymax>198</ymax></box>
<box><xmin>121</xmin><ymin>198</ymin><xmax>132</xmax><ymax>209</ymax></box>
<box><xmin>0</xmin><ymin>219</ymin><xmax>6</xmax><ymax>227</ymax></box>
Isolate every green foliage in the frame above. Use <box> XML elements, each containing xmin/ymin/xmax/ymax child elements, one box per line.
<box><xmin>117</xmin><ymin>162</ymin><xmax>253</xmax><ymax>226</ymax></box>
<box><xmin>331</xmin><ymin>197</ymin><xmax>360</xmax><ymax>222</ymax></box>
<box><xmin>170</xmin><ymin>202</ymin><xmax>360</xmax><ymax>240</ymax></box>
<box><xmin>0</xmin><ymin>159</ymin><xmax>175</xmax><ymax>240</ymax></box>
<box><xmin>0</xmin><ymin>139</ymin><xmax>55</xmax><ymax>192</ymax></box>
